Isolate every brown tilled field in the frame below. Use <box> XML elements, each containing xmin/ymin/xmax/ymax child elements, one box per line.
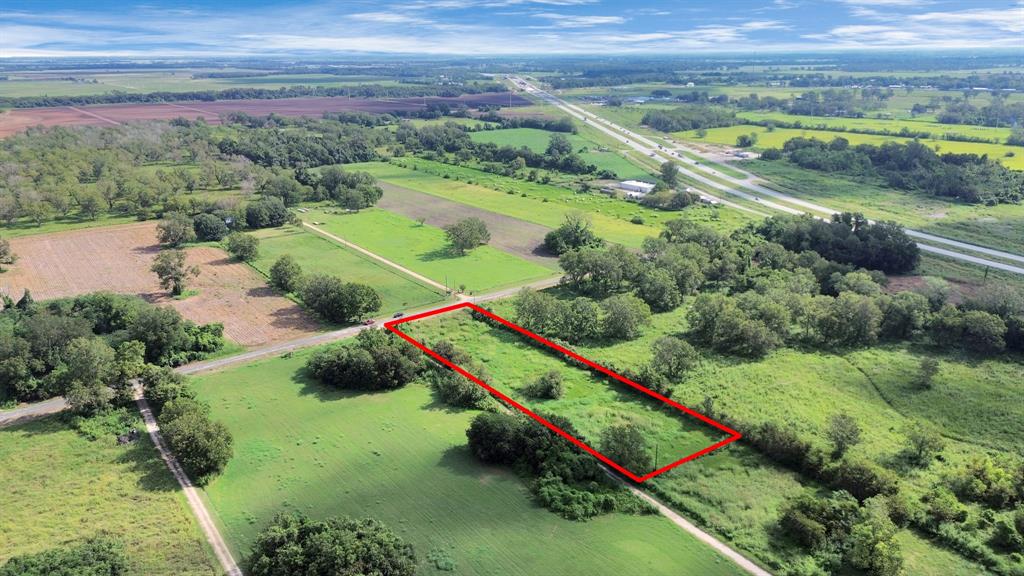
<box><xmin>0</xmin><ymin>222</ymin><xmax>320</xmax><ymax>347</ymax></box>
<box><xmin>0</xmin><ymin>92</ymin><xmax>531</xmax><ymax>137</ymax></box>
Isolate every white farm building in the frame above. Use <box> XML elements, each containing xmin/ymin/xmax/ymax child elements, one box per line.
<box><xmin>618</xmin><ymin>180</ymin><xmax>655</xmax><ymax>198</ymax></box>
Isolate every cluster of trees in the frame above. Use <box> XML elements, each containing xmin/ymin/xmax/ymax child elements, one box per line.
<box><xmin>0</xmin><ymin>538</ymin><xmax>128</xmax><ymax>576</ymax></box>
<box><xmin>425</xmin><ymin>340</ymin><xmax>491</xmax><ymax>408</ymax></box>
<box><xmin>157</xmin><ymin>396</ymin><xmax>234</xmax><ymax>484</ymax></box>
<box><xmin>641</xmin><ymin>105</ymin><xmax>737</xmax><ymax>132</ymax></box>
<box><xmin>514</xmin><ymin>289</ymin><xmax>650</xmax><ymax>344</ymax></box>
<box><xmin>475</xmin><ymin>113</ymin><xmax>577</xmax><ymax>133</ymax></box>
<box><xmin>0</xmin><ymin>292</ymin><xmax>224</xmax><ymax>406</ymax></box>
<box><xmin>466</xmin><ymin>411</ymin><xmax>652</xmax><ymax>520</ymax></box>
<box><xmin>306</xmin><ymin>330</ymin><xmax>422</xmax><ymax>391</ymax></box>
<box><xmin>543</xmin><ymin>212</ymin><xmax>604</xmax><ymax>255</ymax></box>
<box><xmin>937</xmin><ymin>97</ymin><xmax>1024</xmax><ymax>128</ymax></box>
<box><xmin>0</xmin><ymin>82</ymin><xmax>506</xmax><ymax>109</ymax></box>
<box><xmin>247</xmin><ymin>513</ymin><xmax>417</xmax><ymax>576</ymax></box>
<box><xmin>298</xmin><ymin>274</ymin><xmax>380</xmax><ymax>324</ymax></box>
<box><xmin>219</xmin><ymin>119</ymin><xmax>387</xmax><ymax>168</ymax></box>
<box><xmin>756</xmin><ymin>212</ymin><xmax>919</xmax><ymax>274</ymax></box>
<box><xmin>769</xmin><ymin>137</ymin><xmax>1023</xmax><ymax>205</ymax></box>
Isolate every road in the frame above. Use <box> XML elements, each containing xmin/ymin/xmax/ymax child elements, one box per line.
<box><xmin>134</xmin><ymin>384</ymin><xmax>243</xmax><ymax>576</ymax></box>
<box><xmin>511</xmin><ymin>76</ymin><xmax>1024</xmax><ymax>276</ymax></box>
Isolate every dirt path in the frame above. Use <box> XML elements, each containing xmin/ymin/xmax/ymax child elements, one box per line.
<box><xmin>375</xmin><ymin>182</ymin><xmax>559</xmax><ymax>267</ymax></box>
<box><xmin>133</xmin><ymin>384</ymin><xmax>242</xmax><ymax>576</ymax></box>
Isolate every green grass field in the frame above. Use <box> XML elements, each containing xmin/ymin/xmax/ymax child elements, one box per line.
<box><xmin>737</xmin><ymin>111</ymin><xmax>1013</xmax><ymax>143</ymax></box>
<box><xmin>676</xmin><ymin>125</ymin><xmax>1024</xmax><ymax>170</ymax></box>
<box><xmin>398</xmin><ymin>308</ymin><xmax>729</xmax><ymax>476</ymax></box>
<box><xmin>353</xmin><ymin>159</ymin><xmax>753</xmax><ymax>246</ymax></box>
<box><xmin>743</xmin><ymin>159</ymin><xmax>1024</xmax><ymax>256</ymax></box>
<box><xmin>249</xmin><ymin>226</ymin><xmax>446</xmax><ymax>314</ymax></box>
<box><xmin>0</xmin><ymin>417</ymin><xmax>218</xmax><ymax>575</ymax></box>
<box><xmin>192</xmin><ymin>347</ymin><xmax>747</xmax><ymax>576</ymax></box>
<box><xmin>468</xmin><ymin>293</ymin><xmax>1011</xmax><ymax>574</ymax></box>
<box><xmin>300</xmin><ymin>207</ymin><xmax>554</xmax><ymax>293</ymax></box>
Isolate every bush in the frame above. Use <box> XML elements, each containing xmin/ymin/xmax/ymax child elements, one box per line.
<box><xmin>601</xmin><ymin>293</ymin><xmax>651</xmax><ymax>340</ymax></box>
<box><xmin>522</xmin><ymin>370</ymin><xmax>564</xmax><ymax>399</ymax></box>
<box><xmin>158</xmin><ymin>397</ymin><xmax>233</xmax><ymax>483</ymax></box>
<box><xmin>269</xmin><ymin>254</ymin><xmax>303</xmax><ymax>293</ymax></box>
<box><xmin>825</xmin><ymin>457</ymin><xmax>898</xmax><ymax>502</ymax></box>
<box><xmin>0</xmin><ymin>538</ymin><xmax>128</xmax><ymax>576</ymax></box>
<box><xmin>429</xmin><ymin>367</ymin><xmax>489</xmax><ymax>408</ymax></box>
<box><xmin>306</xmin><ymin>330</ymin><xmax>420</xmax><ymax>391</ymax></box>
<box><xmin>599</xmin><ymin>423</ymin><xmax>652</xmax><ymax>475</ymax></box>
<box><xmin>140</xmin><ymin>365</ymin><xmax>194</xmax><ymax>415</ymax></box>
<box><xmin>248</xmin><ymin>513</ymin><xmax>416</xmax><ymax>576</ymax></box>
<box><xmin>193</xmin><ymin>213</ymin><xmax>229</xmax><ymax>241</ymax></box>
<box><xmin>224</xmin><ymin>232</ymin><xmax>259</xmax><ymax>261</ymax></box>
<box><xmin>157</xmin><ymin>212</ymin><xmax>196</xmax><ymax>246</ymax></box>
<box><xmin>298</xmin><ymin>274</ymin><xmax>380</xmax><ymax>323</ymax></box>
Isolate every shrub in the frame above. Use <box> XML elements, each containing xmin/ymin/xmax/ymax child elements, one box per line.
<box><xmin>522</xmin><ymin>370</ymin><xmax>564</xmax><ymax>399</ymax></box>
<box><xmin>306</xmin><ymin>330</ymin><xmax>420</xmax><ymax>391</ymax></box>
<box><xmin>601</xmin><ymin>293</ymin><xmax>651</xmax><ymax>340</ymax></box>
<box><xmin>0</xmin><ymin>538</ymin><xmax>127</xmax><ymax>576</ymax></box>
<box><xmin>269</xmin><ymin>254</ymin><xmax>303</xmax><ymax>293</ymax></box>
<box><xmin>224</xmin><ymin>232</ymin><xmax>259</xmax><ymax>261</ymax></box>
<box><xmin>193</xmin><ymin>213</ymin><xmax>229</xmax><ymax>241</ymax></box>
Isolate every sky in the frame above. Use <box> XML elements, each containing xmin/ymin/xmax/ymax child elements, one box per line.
<box><xmin>1</xmin><ymin>0</ymin><xmax>1022</xmax><ymax>58</ymax></box>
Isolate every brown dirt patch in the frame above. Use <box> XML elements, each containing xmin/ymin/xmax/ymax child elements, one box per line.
<box><xmin>0</xmin><ymin>222</ymin><xmax>320</xmax><ymax>347</ymax></box>
<box><xmin>884</xmin><ymin>274</ymin><xmax>977</xmax><ymax>304</ymax></box>
<box><xmin>0</xmin><ymin>93</ymin><xmax>531</xmax><ymax>138</ymax></box>
<box><xmin>375</xmin><ymin>182</ymin><xmax>558</xmax><ymax>267</ymax></box>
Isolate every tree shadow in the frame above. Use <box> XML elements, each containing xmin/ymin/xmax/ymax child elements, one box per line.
<box><xmin>290</xmin><ymin>366</ymin><xmax>395</xmax><ymax>403</ymax></box>
<box><xmin>115</xmin><ymin>435</ymin><xmax>181</xmax><ymax>493</ymax></box>
<box><xmin>418</xmin><ymin>247</ymin><xmax>461</xmax><ymax>262</ymax></box>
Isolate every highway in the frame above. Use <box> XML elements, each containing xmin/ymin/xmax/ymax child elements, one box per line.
<box><xmin>511</xmin><ymin>76</ymin><xmax>1024</xmax><ymax>276</ymax></box>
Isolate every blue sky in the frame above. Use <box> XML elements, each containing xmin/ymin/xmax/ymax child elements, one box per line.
<box><xmin>1</xmin><ymin>0</ymin><xmax>1022</xmax><ymax>57</ymax></box>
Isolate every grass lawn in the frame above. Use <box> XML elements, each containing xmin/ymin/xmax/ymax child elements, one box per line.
<box><xmin>355</xmin><ymin>159</ymin><xmax>753</xmax><ymax>246</ymax></box>
<box><xmin>249</xmin><ymin>226</ymin><xmax>446</xmax><ymax>314</ymax></box>
<box><xmin>0</xmin><ymin>417</ymin><xmax>219</xmax><ymax>575</ymax></box>
<box><xmin>468</xmin><ymin>128</ymin><xmax>651</xmax><ymax>180</ymax></box>
<box><xmin>192</xmin><ymin>347</ymin><xmax>747</xmax><ymax>576</ymax></box>
<box><xmin>301</xmin><ymin>207</ymin><xmax>555</xmax><ymax>293</ymax></box>
<box><xmin>742</xmin><ymin>159</ymin><xmax>1024</xmax><ymax>255</ymax></box>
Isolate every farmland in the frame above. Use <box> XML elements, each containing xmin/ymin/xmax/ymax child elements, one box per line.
<box><xmin>675</xmin><ymin>125</ymin><xmax>1024</xmax><ymax>170</ymax></box>
<box><xmin>354</xmin><ymin>159</ymin><xmax>754</xmax><ymax>245</ymax></box>
<box><xmin>249</xmin><ymin>226</ymin><xmax>446</xmax><ymax>314</ymax></box>
<box><xmin>0</xmin><ymin>417</ymin><xmax>219</xmax><ymax>575</ymax></box>
<box><xmin>736</xmin><ymin>111</ymin><xmax>1015</xmax><ymax>143</ymax></box>
<box><xmin>191</xmin><ymin>347</ymin><xmax>747</xmax><ymax>576</ymax></box>
<box><xmin>298</xmin><ymin>207</ymin><xmax>555</xmax><ymax>293</ymax></box>
<box><xmin>0</xmin><ymin>222</ymin><xmax>320</xmax><ymax>347</ymax></box>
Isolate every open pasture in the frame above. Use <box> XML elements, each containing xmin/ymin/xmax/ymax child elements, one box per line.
<box><xmin>0</xmin><ymin>222</ymin><xmax>320</xmax><ymax>347</ymax></box>
<box><xmin>0</xmin><ymin>417</ymin><xmax>219</xmax><ymax>575</ymax></box>
<box><xmin>249</xmin><ymin>226</ymin><xmax>446</xmax><ymax>314</ymax></box>
<box><xmin>192</xmin><ymin>347</ymin><xmax>747</xmax><ymax>576</ymax></box>
<box><xmin>300</xmin><ymin>208</ymin><xmax>555</xmax><ymax>293</ymax></box>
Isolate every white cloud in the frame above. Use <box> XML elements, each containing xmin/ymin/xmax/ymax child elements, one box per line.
<box><xmin>532</xmin><ymin>12</ymin><xmax>626</xmax><ymax>27</ymax></box>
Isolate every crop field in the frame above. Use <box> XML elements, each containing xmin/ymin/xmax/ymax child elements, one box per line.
<box><xmin>0</xmin><ymin>222</ymin><xmax>320</xmax><ymax>347</ymax></box>
<box><xmin>300</xmin><ymin>208</ymin><xmax>555</xmax><ymax>293</ymax></box>
<box><xmin>249</xmin><ymin>226</ymin><xmax>446</xmax><ymax>314</ymax></box>
<box><xmin>192</xmin><ymin>347</ymin><xmax>747</xmax><ymax>576</ymax></box>
<box><xmin>468</xmin><ymin>127</ymin><xmax>654</xmax><ymax>180</ymax></box>
<box><xmin>744</xmin><ymin>159</ymin><xmax>1024</xmax><ymax>255</ymax></box>
<box><xmin>471</xmin><ymin>294</ymin><xmax>1007</xmax><ymax>575</ymax></box>
<box><xmin>737</xmin><ymin>111</ymin><xmax>1014</xmax><ymax>143</ymax></box>
<box><xmin>674</xmin><ymin>125</ymin><xmax>1024</xmax><ymax>170</ymax></box>
<box><xmin>0</xmin><ymin>417</ymin><xmax>219</xmax><ymax>575</ymax></box>
<box><xmin>354</xmin><ymin>159</ymin><xmax>754</xmax><ymax>245</ymax></box>
<box><xmin>397</xmin><ymin>308</ymin><xmax>731</xmax><ymax>476</ymax></box>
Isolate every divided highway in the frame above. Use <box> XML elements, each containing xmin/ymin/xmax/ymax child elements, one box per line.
<box><xmin>511</xmin><ymin>76</ymin><xmax>1024</xmax><ymax>276</ymax></box>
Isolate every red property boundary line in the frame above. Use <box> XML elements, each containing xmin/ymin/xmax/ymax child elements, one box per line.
<box><xmin>385</xmin><ymin>302</ymin><xmax>741</xmax><ymax>483</ymax></box>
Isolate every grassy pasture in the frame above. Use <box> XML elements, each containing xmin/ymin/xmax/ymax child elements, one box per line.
<box><xmin>353</xmin><ymin>159</ymin><xmax>753</xmax><ymax>245</ymax></box>
<box><xmin>743</xmin><ymin>159</ymin><xmax>1024</xmax><ymax>256</ymax></box>
<box><xmin>192</xmin><ymin>347</ymin><xmax>747</xmax><ymax>576</ymax></box>
<box><xmin>398</xmin><ymin>308</ymin><xmax>730</xmax><ymax>476</ymax></box>
<box><xmin>676</xmin><ymin>125</ymin><xmax>1024</xmax><ymax>169</ymax></box>
<box><xmin>0</xmin><ymin>417</ymin><xmax>219</xmax><ymax>575</ymax></box>
<box><xmin>249</xmin><ymin>226</ymin><xmax>446</xmax><ymax>314</ymax></box>
<box><xmin>737</xmin><ymin>111</ymin><xmax>1014</xmax><ymax>143</ymax></box>
<box><xmin>299</xmin><ymin>207</ymin><xmax>555</xmax><ymax>293</ymax></box>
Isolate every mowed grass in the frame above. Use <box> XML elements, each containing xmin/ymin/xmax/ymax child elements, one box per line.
<box><xmin>249</xmin><ymin>226</ymin><xmax>445</xmax><ymax>314</ymax></box>
<box><xmin>0</xmin><ymin>418</ymin><xmax>218</xmax><ymax>575</ymax></box>
<box><xmin>301</xmin><ymin>208</ymin><xmax>554</xmax><ymax>293</ymax></box>
<box><xmin>676</xmin><ymin>125</ymin><xmax>1024</xmax><ymax>170</ymax></box>
<box><xmin>398</xmin><ymin>309</ymin><xmax>729</xmax><ymax>476</ymax></box>
<box><xmin>354</xmin><ymin>159</ymin><xmax>754</xmax><ymax>245</ymax></box>
<box><xmin>192</xmin><ymin>348</ymin><xmax>747</xmax><ymax>576</ymax></box>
